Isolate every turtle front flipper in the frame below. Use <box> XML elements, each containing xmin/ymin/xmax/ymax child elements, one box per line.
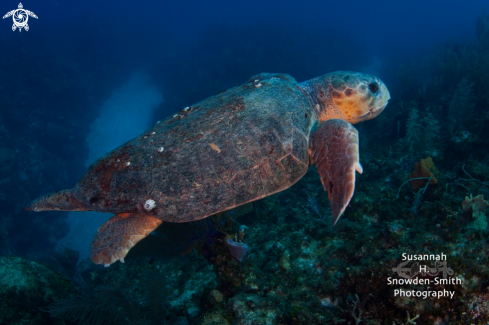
<box><xmin>24</xmin><ymin>189</ymin><xmax>91</xmax><ymax>212</ymax></box>
<box><xmin>91</xmin><ymin>213</ymin><xmax>162</xmax><ymax>266</ymax></box>
<box><xmin>310</xmin><ymin>119</ymin><xmax>363</xmax><ymax>225</ymax></box>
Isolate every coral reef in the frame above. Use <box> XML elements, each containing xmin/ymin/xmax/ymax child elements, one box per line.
<box><xmin>0</xmin><ymin>256</ymin><xmax>76</xmax><ymax>324</ymax></box>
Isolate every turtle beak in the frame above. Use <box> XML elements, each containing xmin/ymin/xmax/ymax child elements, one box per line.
<box><xmin>370</xmin><ymin>103</ymin><xmax>387</xmax><ymax>117</ymax></box>
<box><xmin>357</xmin><ymin>103</ymin><xmax>386</xmax><ymax>121</ymax></box>
<box><xmin>377</xmin><ymin>82</ymin><xmax>390</xmax><ymax>111</ymax></box>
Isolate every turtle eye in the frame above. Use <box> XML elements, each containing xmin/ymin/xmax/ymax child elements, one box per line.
<box><xmin>368</xmin><ymin>82</ymin><xmax>379</xmax><ymax>94</ymax></box>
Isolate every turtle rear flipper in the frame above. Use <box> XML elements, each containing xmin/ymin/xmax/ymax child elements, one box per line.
<box><xmin>310</xmin><ymin>119</ymin><xmax>363</xmax><ymax>225</ymax></box>
<box><xmin>24</xmin><ymin>189</ymin><xmax>91</xmax><ymax>212</ymax></box>
<box><xmin>91</xmin><ymin>213</ymin><xmax>162</xmax><ymax>266</ymax></box>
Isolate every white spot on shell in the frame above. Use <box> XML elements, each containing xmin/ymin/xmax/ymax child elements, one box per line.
<box><xmin>184</xmin><ymin>106</ymin><xmax>190</xmax><ymax>111</ymax></box>
<box><xmin>173</xmin><ymin>114</ymin><xmax>179</xmax><ymax>118</ymax></box>
<box><xmin>157</xmin><ymin>147</ymin><xmax>164</xmax><ymax>153</ymax></box>
<box><xmin>126</xmin><ymin>162</ymin><xmax>131</xmax><ymax>166</ymax></box>
<box><xmin>254</xmin><ymin>83</ymin><xmax>263</xmax><ymax>88</ymax></box>
<box><xmin>116</xmin><ymin>159</ymin><xmax>120</xmax><ymax>163</ymax></box>
<box><xmin>151</xmin><ymin>131</ymin><xmax>156</xmax><ymax>135</ymax></box>
<box><xmin>144</xmin><ymin>199</ymin><xmax>156</xmax><ymax>211</ymax></box>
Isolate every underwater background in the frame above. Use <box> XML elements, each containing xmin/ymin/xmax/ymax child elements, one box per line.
<box><xmin>1</xmin><ymin>0</ymin><xmax>489</xmax><ymax>323</ymax></box>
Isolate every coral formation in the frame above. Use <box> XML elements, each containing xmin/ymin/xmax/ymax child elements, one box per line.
<box><xmin>408</xmin><ymin>157</ymin><xmax>438</xmax><ymax>190</ymax></box>
<box><xmin>462</xmin><ymin>194</ymin><xmax>489</xmax><ymax>216</ymax></box>
<box><xmin>0</xmin><ymin>256</ymin><xmax>76</xmax><ymax>324</ymax></box>
<box><xmin>448</xmin><ymin>78</ymin><xmax>475</xmax><ymax>135</ymax></box>
<box><xmin>226</xmin><ymin>238</ymin><xmax>248</xmax><ymax>262</ymax></box>
<box><xmin>404</xmin><ymin>106</ymin><xmax>422</xmax><ymax>155</ymax></box>
<box><xmin>463</xmin><ymin>194</ymin><xmax>489</xmax><ymax>231</ymax></box>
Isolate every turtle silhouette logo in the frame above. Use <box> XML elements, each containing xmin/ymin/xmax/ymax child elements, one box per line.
<box><xmin>3</xmin><ymin>3</ymin><xmax>37</xmax><ymax>32</ymax></box>
<box><xmin>392</xmin><ymin>260</ymin><xmax>454</xmax><ymax>279</ymax></box>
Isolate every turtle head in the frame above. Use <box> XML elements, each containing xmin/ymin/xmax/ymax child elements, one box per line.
<box><xmin>299</xmin><ymin>71</ymin><xmax>390</xmax><ymax>124</ymax></box>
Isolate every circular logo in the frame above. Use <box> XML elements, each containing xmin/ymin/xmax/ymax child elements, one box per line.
<box><xmin>13</xmin><ymin>9</ymin><xmax>28</xmax><ymax>27</ymax></box>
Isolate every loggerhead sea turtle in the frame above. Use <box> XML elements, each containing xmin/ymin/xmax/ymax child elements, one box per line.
<box><xmin>25</xmin><ymin>71</ymin><xmax>390</xmax><ymax>266</ymax></box>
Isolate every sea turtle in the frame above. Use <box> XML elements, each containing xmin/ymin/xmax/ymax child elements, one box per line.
<box><xmin>2</xmin><ymin>3</ymin><xmax>38</xmax><ymax>32</ymax></box>
<box><xmin>25</xmin><ymin>71</ymin><xmax>390</xmax><ymax>266</ymax></box>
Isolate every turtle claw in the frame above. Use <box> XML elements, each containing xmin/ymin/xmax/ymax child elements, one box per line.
<box><xmin>91</xmin><ymin>213</ymin><xmax>162</xmax><ymax>266</ymax></box>
<box><xmin>310</xmin><ymin>119</ymin><xmax>361</xmax><ymax>225</ymax></box>
<box><xmin>355</xmin><ymin>162</ymin><xmax>363</xmax><ymax>174</ymax></box>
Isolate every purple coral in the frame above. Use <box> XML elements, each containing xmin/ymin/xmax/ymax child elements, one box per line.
<box><xmin>226</xmin><ymin>238</ymin><xmax>248</xmax><ymax>262</ymax></box>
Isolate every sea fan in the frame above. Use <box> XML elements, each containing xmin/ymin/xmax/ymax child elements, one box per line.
<box><xmin>421</xmin><ymin>112</ymin><xmax>440</xmax><ymax>154</ymax></box>
<box><xmin>44</xmin><ymin>287</ymin><xmax>142</xmax><ymax>325</ymax></box>
<box><xmin>448</xmin><ymin>78</ymin><xmax>475</xmax><ymax>135</ymax></box>
<box><xmin>44</xmin><ymin>271</ymin><xmax>171</xmax><ymax>324</ymax></box>
<box><xmin>405</xmin><ymin>107</ymin><xmax>422</xmax><ymax>155</ymax></box>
